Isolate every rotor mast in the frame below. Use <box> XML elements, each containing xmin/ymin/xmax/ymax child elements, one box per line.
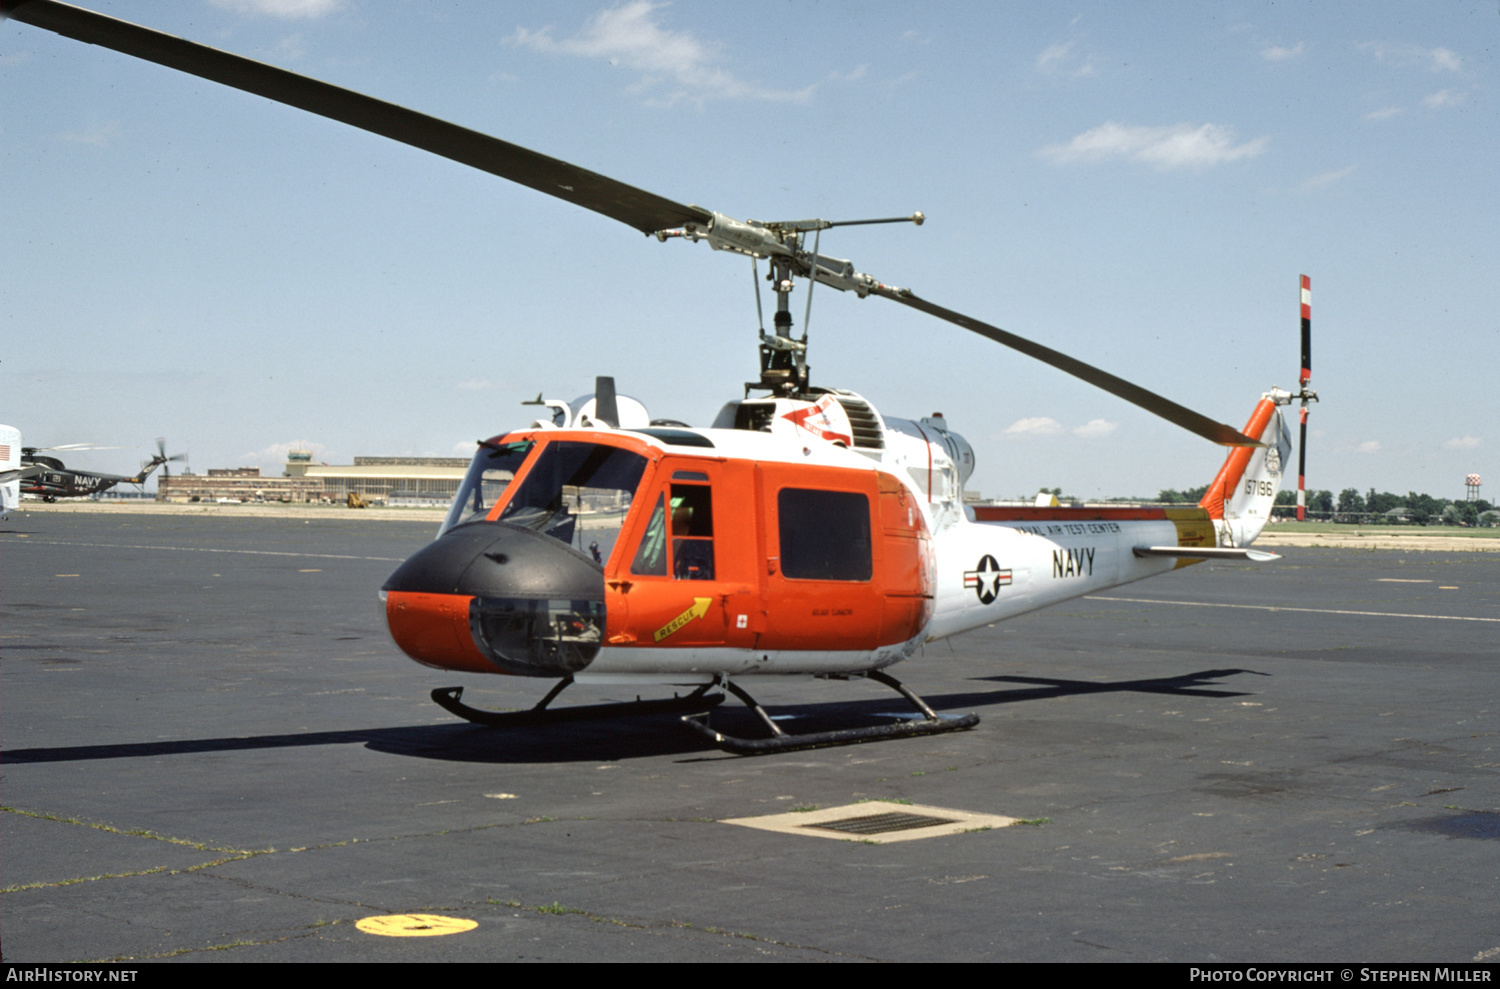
<box><xmin>657</xmin><ymin>211</ymin><xmax>924</xmax><ymax>397</ymax></box>
<box><xmin>760</xmin><ymin>255</ymin><xmax>807</xmax><ymax>396</ymax></box>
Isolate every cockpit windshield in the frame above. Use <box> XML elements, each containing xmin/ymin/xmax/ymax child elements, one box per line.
<box><xmin>440</xmin><ymin>439</ymin><xmax>533</xmax><ymax>536</ymax></box>
<box><xmin>497</xmin><ymin>441</ymin><xmax>649</xmax><ymax>565</ymax></box>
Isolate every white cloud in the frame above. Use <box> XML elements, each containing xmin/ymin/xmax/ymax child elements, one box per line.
<box><xmin>1442</xmin><ymin>436</ymin><xmax>1481</xmax><ymax>450</ymax></box>
<box><xmin>1261</xmin><ymin>42</ymin><xmax>1305</xmax><ymax>62</ymax></box>
<box><xmin>512</xmin><ymin>2</ymin><xmax>813</xmax><ymax>107</ymax></box>
<box><xmin>1355</xmin><ymin>440</ymin><xmax>1381</xmax><ymax>454</ymax></box>
<box><xmin>1424</xmin><ymin>88</ymin><xmax>1466</xmax><ymax>109</ymax></box>
<box><xmin>60</xmin><ymin>123</ymin><xmax>119</xmax><ymax>147</ymax></box>
<box><xmin>269</xmin><ymin>32</ymin><xmax>308</xmax><ymax>62</ymax></box>
<box><xmin>1035</xmin><ymin>41</ymin><xmax>1095</xmax><ymax>78</ymax></box>
<box><xmin>1072</xmin><ymin>419</ymin><xmax>1117</xmax><ymax>439</ymax></box>
<box><xmin>1364</xmin><ymin>106</ymin><xmax>1403</xmax><ymax>122</ymax></box>
<box><xmin>1430</xmin><ymin>47</ymin><xmax>1463</xmax><ymax>73</ymax></box>
<box><xmin>210</xmin><ymin>0</ymin><xmax>345</xmax><ymax>19</ymax></box>
<box><xmin>1301</xmin><ymin>165</ymin><xmax>1356</xmax><ymax>191</ymax></box>
<box><xmin>1358</xmin><ymin>42</ymin><xmax>1463</xmax><ymax>73</ymax></box>
<box><xmin>1038</xmin><ymin>121</ymin><xmax>1268</xmax><ymax>171</ymax></box>
<box><xmin>1004</xmin><ymin>417</ymin><xmax>1063</xmax><ymax>437</ymax></box>
<box><xmin>1036</xmin><ymin>42</ymin><xmax>1073</xmax><ymax>71</ymax></box>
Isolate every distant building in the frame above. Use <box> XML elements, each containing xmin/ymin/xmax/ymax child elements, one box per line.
<box><xmin>284</xmin><ymin>452</ymin><xmax>468</xmax><ymax>506</ymax></box>
<box><xmin>158</xmin><ymin>450</ymin><xmax>468</xmax><ymax>505</ymax></box>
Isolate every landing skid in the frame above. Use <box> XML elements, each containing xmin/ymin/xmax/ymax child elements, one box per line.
<box><xmin>431</xmin><ymin>678</ymin><xmax>723</xmax><ymax>728</ymax></box>
<box><xmin>681</xmin><ymin>670</ymin><xmax>979</xmax><ymax>755</ymax></box>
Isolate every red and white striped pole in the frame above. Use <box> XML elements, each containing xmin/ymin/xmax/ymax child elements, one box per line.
<box><xmin>1297</xmin><ymin>275</ymin><xmax>1311</xmax><ymax>522</ymax></box>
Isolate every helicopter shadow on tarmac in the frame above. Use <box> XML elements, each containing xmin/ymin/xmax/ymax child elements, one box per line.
<box><xmin>0</xmin><ymin>668</ymin><xmax>1267</xmax><ymax>767</ymax></box>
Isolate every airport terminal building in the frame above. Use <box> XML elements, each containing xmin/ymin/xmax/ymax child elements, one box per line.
<box><xmin>157</xmin><ymin>451</ymin><xmax>468</xmax><ymax>506</ymax></box>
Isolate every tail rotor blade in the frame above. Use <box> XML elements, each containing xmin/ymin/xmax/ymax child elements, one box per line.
<box><xmin>1299</xmin><ymin>274</ymin><xmax>1312</xmax><ymax>388</ymax></box>
<box><xmin>1297</xmin><ymin>409</ymin><xmax>1308</xmax><ymax>522</ymax></box>
<box><xmin>1296</xmin><ymin>275</ymin><xmax>1312</xmax><ymax>522</ymax></box>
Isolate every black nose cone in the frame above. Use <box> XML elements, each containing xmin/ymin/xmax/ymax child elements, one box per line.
<box><xmin>384</xmin><ymin>521</ymin><xmax>603</xmax><ymax>599</ymax></box>
<box><xmin>384</xmin><ymin>521</ymin><xmax>606</xmax><ymax>677</ymax></box>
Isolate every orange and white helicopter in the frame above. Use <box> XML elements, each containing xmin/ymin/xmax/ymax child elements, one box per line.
<box><xmin>5</xmin><ymin>1</ymin><xmax>1317</xmax><ymax>753</ymax></box>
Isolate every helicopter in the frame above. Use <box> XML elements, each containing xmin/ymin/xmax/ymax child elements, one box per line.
<box><xmin>16</xmin><ymin>438</ymin><xmax>182</xmax><ymax>503</ymax></box>
<box><xmin>3</xmin><ymin>2</ymin><xmax>1312</xmax><ymax>754</ymax></box>
<box><xmin>1</xmin><ymin>424</ymin><xmax>38</xmax><ymax>518</ymax></box>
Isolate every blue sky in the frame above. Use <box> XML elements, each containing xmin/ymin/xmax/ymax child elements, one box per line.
<box><xmin>3</xmin><ymin>1</ymin><xmax>1495</xmax><ymax>501</ymax></box>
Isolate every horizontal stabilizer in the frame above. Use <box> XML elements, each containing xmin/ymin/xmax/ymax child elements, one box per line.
<box><xmin>1133</xmin><ymin>546</ymin><xmax>1281</xmax><ymax>563</ymax></box>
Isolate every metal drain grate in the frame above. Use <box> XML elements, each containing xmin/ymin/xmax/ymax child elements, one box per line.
<box><xmin>723</xmin><ymin>801</ymin><xmax>1017</xmax><ymax>843</ymax></box>
<box><xmin>800</xmin><ymin>812</ymin><xmax>960</xmax><ymax>836</ymax></box>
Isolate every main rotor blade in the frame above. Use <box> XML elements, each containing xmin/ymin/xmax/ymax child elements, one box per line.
<box><xmin>2</xmin><ymin>0</ymin><xmax>711</xmax><ymax>235</ymax></box>
<box><xmin>878</xmin><ymin>289</ymin><xmax>1259</xmax><ymax>447</ymax></box>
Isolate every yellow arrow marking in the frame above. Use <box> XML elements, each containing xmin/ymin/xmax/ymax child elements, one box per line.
<box><xmin>654</xmin><ymin>597</ymin><xmax>712</xmax><ymax>642</ymax></box>
<box><xmin>355</xmin><ymin>914</ymin><xmax>478</xmax><ymax>937</ymax></box>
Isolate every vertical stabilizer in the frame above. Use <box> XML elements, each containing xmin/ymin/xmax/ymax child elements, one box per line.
<box><xmin>1198</xmin><ymin>398</ymin><xmax>1291</xmax><ymax>546</ymax></box>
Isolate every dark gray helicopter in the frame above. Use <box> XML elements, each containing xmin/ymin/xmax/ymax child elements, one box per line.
<box><xmin>21</xmin><ymin>439</ymin><xmax>182</xmax><ymax>501</ymax></box>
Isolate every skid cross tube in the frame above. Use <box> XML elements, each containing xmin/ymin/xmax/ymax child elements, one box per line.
<box><xmin>681</xmin><ymin>671</ymin><xmax>979</xmax><ymax>755</ymax></box>
<box><xmin>431</xmin><ymin>679</ymin><xmax>723</xmax><ymax>728</ymax></box>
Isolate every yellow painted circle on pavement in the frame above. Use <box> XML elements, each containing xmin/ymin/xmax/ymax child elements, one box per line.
<box><xmin>356</xmin><ymin>913</ymin><xmax>478</xmax><ymax>937</ymax></box>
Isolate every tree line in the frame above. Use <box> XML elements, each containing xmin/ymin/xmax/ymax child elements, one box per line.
<box><xmin>1153</xmin><ymin>486</ymin><xmax>1497</xmax><ymax>525</ymax></box>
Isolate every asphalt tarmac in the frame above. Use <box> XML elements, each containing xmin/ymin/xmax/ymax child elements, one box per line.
<box><xmin>2</xmin><ymin>510</ymin><xmax>1497</xmax><ymax>963</ymax></box>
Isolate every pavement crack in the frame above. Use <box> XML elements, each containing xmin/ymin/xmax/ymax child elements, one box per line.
<box><xmin>0</xmin><ymin>805</ymin><xmax>256</xmax><ymax>854</ymax></box>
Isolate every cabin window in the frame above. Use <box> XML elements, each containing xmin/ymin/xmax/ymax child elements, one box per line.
<box><xmin>495</xmin><ymin>441</ymin><xmax>648</xmax><ymax>561</ymax></box>
<box><xmin>631</xmin><ymin>484</ymin><xmax>715</xmax><ymax>580</ymax></box>
<box><xmin>778</xmin><ymin>488</ymin><xmax>871</xmax><ymax>581</ymax></box>
<box><xmin>631</xmin><ymin>494</ymin><xmax>668</xmax><ymax>576</ymax></box>
<box><xmin>669</xmin><ymin>484</ymin><xmax>714</xmax><ymax>580</ymax></box>
<box><xmin>441</xmin><ymin>439</ymin><xmax>533</xmax><ymax>534</ymax></box>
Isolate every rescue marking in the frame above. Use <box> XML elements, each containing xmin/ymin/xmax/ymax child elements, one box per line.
<box><xmin>963</xmin><ymin>555</ymin><xmax>1011</xmax><ymax>604</ymax></box>
<box><xmin>654</xmin><ymin>597</ymin><xmax>712</xmax><ymax>642</ymax></box>
<box><xmin>1052</xmin><ymin>547</ymin><xmax>1095</xmax><ymax>578</ymax></box>
<box><xmin>1088</xmin><ymin>596</ymin><xmax>1500</xmax><ymax>623</ymax></box>
<box><xmin>355</xmin><ymin>914</ymin><xmax>478</xmax><ymax>937</ymax></box>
